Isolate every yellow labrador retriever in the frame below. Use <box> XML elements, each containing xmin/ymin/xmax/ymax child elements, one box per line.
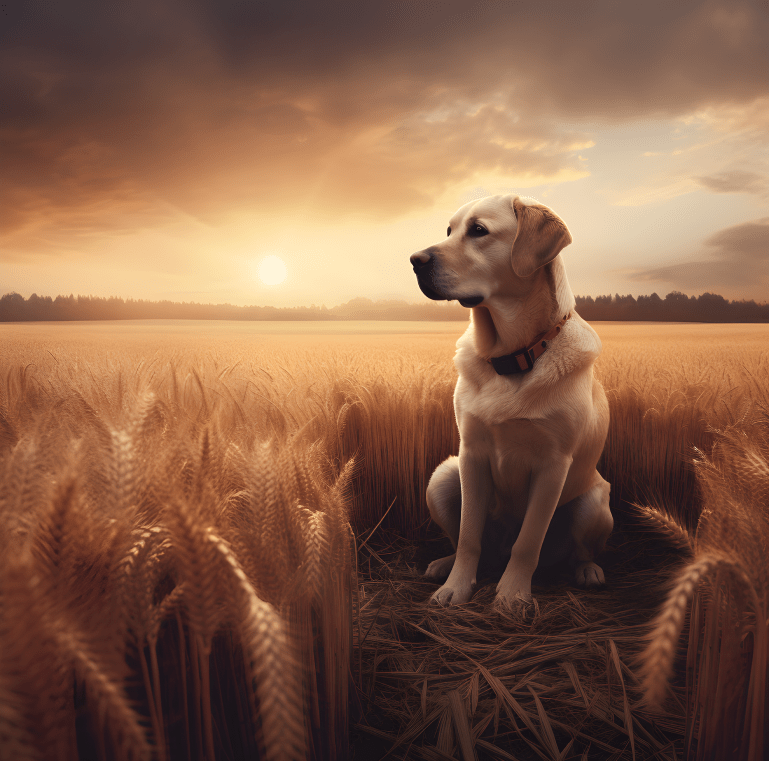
<box><xmin>410</xmin><ymin>194</ymin><xmax>612</xmax><ymax>610</ymax></box>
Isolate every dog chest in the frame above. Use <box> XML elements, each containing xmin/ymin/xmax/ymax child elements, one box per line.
<box><xmin>458</xmin><ymin>412</ymin><xmax>564</xmax><ymax>521</ymax></box>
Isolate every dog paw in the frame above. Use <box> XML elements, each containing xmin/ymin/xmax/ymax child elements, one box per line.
<box><xmin>495</xmin><ymin>568</ymin><xmax>532</xmax><ymax>605</ymax></box>
<box><xmin>429</xmin><ymin>580</ymin><xmax>474</xmax><ymax>607</ymax></box>
<box><xmin>424</xmin><ymin>554</ymin><xmax>456</xmax><ymax>580</ymax></box>
<box><xmin>492</xmin><ymin>590</ymin><xmax>534</xmax><ymax>615</ymax></box>
<box><xmin>575</xmin><ymin>562</ymin><xmax>605</xmax><ymax>588</ymax></box>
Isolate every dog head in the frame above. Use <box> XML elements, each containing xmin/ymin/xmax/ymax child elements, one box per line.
<box><xmin>409</xmin><ymin>194</ymin><xmax>572</xmax><ymax>306</ymax></box>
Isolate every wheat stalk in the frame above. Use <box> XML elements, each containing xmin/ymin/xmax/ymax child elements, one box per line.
<box><xmin>206</xmin><ymin>529</ymin><xmax>306</xmax><ymax>761</ymax></box>
<box><xmin>0</xmin><ymin>670</ymin><xmax>40</xmax><ymax>761</ymax></box>
<box><xmin>0</xmin><ymin>566</ymin><xmax>75</xmax><ymax>761</ymax></box>
<box><xmin>165</xmin><ymin>498</ymin><xmax>222</xmax><ymax>654</ymax></box>
<box><xmin>56</xmin><ymin>623</ymin><xmax>151</xmax><ymax>761</ymax></box>
<box><xmin>639</xmin><ymin>553</ymin><xmax>748</xmax><ymax>710</ymax></box>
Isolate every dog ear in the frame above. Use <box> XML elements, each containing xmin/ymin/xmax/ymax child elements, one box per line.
<box><xmin>511</xmin><ymin>197</ymin><xmax>572</xmax><ymax>278</ymax></box>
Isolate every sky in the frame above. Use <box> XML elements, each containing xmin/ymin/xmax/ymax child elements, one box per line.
<box><xmin>1</xmin><ymin>0</ymin><xmax>768</xmax><ymax>308</ymax></box>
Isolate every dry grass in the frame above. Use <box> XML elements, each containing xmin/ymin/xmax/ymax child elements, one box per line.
<box><xmin>0</xmin><ymin>320</ymin><xmax>767</xmax><ymax>760</ymax></box>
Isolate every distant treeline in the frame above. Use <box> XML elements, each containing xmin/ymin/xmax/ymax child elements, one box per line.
<box><xmin>1</xmin><ymin>290</ymin><xmax>768</xmax><ymax>322</ymax></box>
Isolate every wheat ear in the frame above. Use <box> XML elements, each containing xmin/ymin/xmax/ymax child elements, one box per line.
<box><xmin>30</xmin><ymin>476</ymin><xmax>78</xmax><ymax>581</ymax></box>
<box><xmin>633</xmin><ymin>503</ymin><xmax>693</xmax><ymax>551</ymax></box>
<box><xmin>55</xmin><ymin>624</ymin><xmax>151</xmax><ymax>761</ymax></box>
<box><xmin>206</xmin><ymin>530</ymin><xmax>306</xmax><ymax>761</ymax></box>
<box><xmin>639</xmin><ymin>553</ymin><xmax>741</xmax><ymax>709</ymax></box>
<box><xmin>296</xmin><ymin>507</ymin><xmax>331</xmax><ymax>604</ymax></box>
<box><xmin>106</xmin><ymin>427</ymin><xmax>139</xmax><ymax>518</ymax></box>
<box><xmin>165</xmin><ymin>498</ymin><xmax>222</xmax><ymax>653</ymax></box>
<box><xmin>0</xmin><ymin>562</ymin><xmax>71</xmax><ymax>761</ymax></box>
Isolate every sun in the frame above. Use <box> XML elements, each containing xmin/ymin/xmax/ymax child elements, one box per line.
<box><xmin>256</xmin><ymin>255</ymin><xmax>287</xmax><ymax>285</ymax></box>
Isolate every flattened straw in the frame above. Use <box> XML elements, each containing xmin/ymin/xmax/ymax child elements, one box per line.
<box><xmin>565</xmin><ymin>590</ymin><xmax>586</xmax><ymax>613</ymax></box>
<box><xmin>539</xmin><ymin>714</ymin><xmax>624</xmax><ymax>755</ymax></box>
<box><xmin>357</xmin><ymin>496</ymin><xmax>397</xmax><ymax>552</ymax></box>
<box><xmin>469</xmin><ymin>670</ymin><xmax>479</xmax><ymax>715</ymax></box>
<box><xmin>357</xmin><ymin>588</ymin><xmax>383</xmax><ymax>615</ymax></box>
<box><xmin>556</xmin><ymin>739</ymin><xmax>575</xmax><ymax>761</ymax></box>
<box><xmin>560</xmin><ymin>661</ymin><xmax>589</xmax><ymax>711</ymax></box>
<box><xmin>388</xmin><ymin>608</ymin><xmax>400</xmax><ymax>645</ymax></box>
<box><xmin>359</xmin><ymin>589</ymin><xmax>391</xmax><ymax>650</ymax></box>
<box><xmin>436</xmin><ymin>705</ymin><xmax>454</xmax><ymax>757</ymax></box>
<box><xmin>527</xmin><ymin>686</ymin><xmax>561</xmax><ymax>761</ymax></box>
<box><xmin>478</xmin><ymin>665</ymin><xmax>544</xmax><ymax>749</ymax></box>
<box><xmin>498</xmin><ymin>701</ymin><xmax>549</xmax><ymax>761</ymax></box>
<box><xmin>361</xmin><ymin>542</ymin><xmax>389</xmax><ymax>568</ymax></box>
<box><xmin>447</xmin><ymin>689</ymin><xmax>476</xmax><ymax>761</ymax></box>
<box><xmin>475</xmin><ymin>738</ymin><xmax>527</xmax><ymax>760</ymax></box>
<box><xmin>471</xmin><ymin>711</ymin><xmax>493</xmax><ymax>740</ymax></box>
<box><xmin>375</xmin><ymin>704</ymin><xmax>445</xmax><ymax>758</ymax></box>
<box><xmin>608</xmin><ymin>639</ymin><xmax>635</xmax><ymax>761</ymax></box>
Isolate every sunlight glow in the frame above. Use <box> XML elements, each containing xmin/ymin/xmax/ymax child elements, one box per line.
<box><xmin>256</xmin><ymin>255</ymin><xmax>287</xmax><ymax>285</ymax></box>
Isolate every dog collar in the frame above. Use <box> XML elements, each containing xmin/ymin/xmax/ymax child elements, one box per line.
<box><xmin>487</xmin><ymin>313</ymin><xmax>571</xmax><ymax>375</ymax></box>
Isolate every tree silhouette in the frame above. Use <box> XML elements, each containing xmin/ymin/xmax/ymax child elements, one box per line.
<box><xmin>1</xmin><ymin>291</ymin><xmax>767</xmax><ymax>323</ymax></box>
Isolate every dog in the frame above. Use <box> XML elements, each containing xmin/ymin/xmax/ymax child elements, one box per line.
<box><xmin>410</xmin><ymin>194</ymin><xmax>612</xmax><ymax>610</ymax></box>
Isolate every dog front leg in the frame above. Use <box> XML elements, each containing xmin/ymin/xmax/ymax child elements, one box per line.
<box><xmin>430</xmin><ymin>452</ymin><xmax>493</xmax><ymax>606</ymax></box>
<box><xmin>495</xmin><ymin>457</ymin><xmax>571</xmax><ymax>610</ymax></box>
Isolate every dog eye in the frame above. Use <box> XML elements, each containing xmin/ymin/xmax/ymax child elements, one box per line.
<box><xmin>447</xmin><ymin>227</ymin><xmax>451</xmax><ymax>237</ymax></box>
<box><xmin>468</xmin><ymin>224</ymin><xmax>488</xmax><ymax>237</ymax></box>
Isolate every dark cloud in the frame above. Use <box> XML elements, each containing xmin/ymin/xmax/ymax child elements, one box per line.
<box><xmin>695</xmin><ymin>170</ymin><xmax>768</xmax><ymax>196</ymax></box>
<box><xmin>705</xmin><ymin>217</ymin><xmax>769</xmax><ymax>261</ymax></box>
<box><xmin>626</xmin><ymin>217</ymin><xmax>769</xmax><ymax>295</ymax></box>
<box><xmin>2</xmin><ymin>0</ymin><xmax>769</xmax><ymax>243</ymax></box>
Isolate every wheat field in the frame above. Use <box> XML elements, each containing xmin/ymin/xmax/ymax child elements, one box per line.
<box><xmin>0</xmin><ymin>320</ymin><xmax>767</xmax><ymax>761</ymax></box>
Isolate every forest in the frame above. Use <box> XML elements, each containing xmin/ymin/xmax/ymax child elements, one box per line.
<box><xmin>1</xmin><ymin>290</ymin><xmax>768</xmax><ymax>322</ymax></box>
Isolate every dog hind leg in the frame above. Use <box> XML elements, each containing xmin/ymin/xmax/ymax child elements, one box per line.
<box><xmin>424</xmin><ymin>456</ymin><xmax>461</xmax><ymax>580</ymax></box>
<box><xmin>569</xmin><ymin>475</ymin><xmax>612</xmax><ymax>588</ymax></box>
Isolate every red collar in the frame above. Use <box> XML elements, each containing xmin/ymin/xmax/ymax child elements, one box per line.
<box><xmin>487</xmin><ymin>313</ymin><xmax>571</xmax><ymax>375</ymax></box>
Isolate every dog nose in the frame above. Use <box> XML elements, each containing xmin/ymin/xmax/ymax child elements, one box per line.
<box><xmin>410</xmin><ymin>251</ymin><xmax>432</xmax><ymax>272</ymax></box>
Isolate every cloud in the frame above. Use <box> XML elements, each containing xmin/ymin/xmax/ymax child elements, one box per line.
<box><xmin>624</xmin><ymin>217</ymin><xmax>769</xmax><ymax>295</ymax></box>
<box><xmin>705</xmin><ymin>217</ymin><xmax>769</xmax><ymax>261</ymax></box>
<box><xmin>1</xmin><ymin>0</ymin><xmax>768</xmax><ymax>248</ymax></box>
<box><xmin>612</xmin><ymin>178</ymin><xmax>702</xmax><ymax>207</ymax></box>
<box><xmin>694</xmin><ymin>170</ymin><xmax>768</xmax><ymax>196</ymax></box>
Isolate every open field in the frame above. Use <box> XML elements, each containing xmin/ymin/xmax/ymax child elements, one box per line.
<box><xmin>1</xmin><ymin>320</ymin><xmax>767</xmax><ymax>760</ymax></box>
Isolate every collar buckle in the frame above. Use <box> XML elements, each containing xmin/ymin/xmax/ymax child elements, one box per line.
<box><xmin>486</xmin><ymin>312</ymin><xmax>571</xmax><ymax>376</ymax></box>
<box><xmin>489</xmin><ymin>346</ymin><xmax>535</xmax><ymax>375</ymax></box>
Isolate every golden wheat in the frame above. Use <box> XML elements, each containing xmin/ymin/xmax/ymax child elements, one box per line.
<box><xmin>1</xmin><ymin>320</ymin><xmax>767</xmax><ymax>760</ymax></box>
<box><xmin>205</xmin><ymin>529</ymin><xmax>305</xmax><ymax>761</ymax></box>
<box><xmin>639</xmin><ymin>553</ymin><xmax>739</xmax><ymax>708</ymax></box>
<box><xmin>0</xmin><ymin>334</ymin><xmax>359</xmax><ymax>760</ymax></box>
<box><xmin>632</xmin><ymin>504</ymin><xmax>693</xmax><ymax>551</ymax></box>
